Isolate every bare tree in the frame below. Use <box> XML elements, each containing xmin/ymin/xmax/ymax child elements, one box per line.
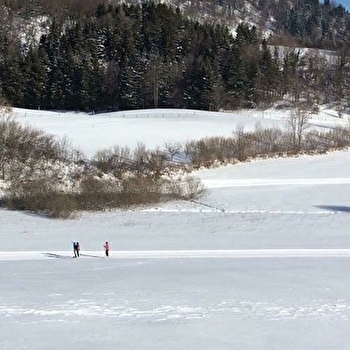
<box><xmin>287</xmin><ymin>106</ymin><xmax>311</xmax><ymax>151</ymax></box>
<box><xmin>164</xmin><ymin>141</ymin><xmax>182</xmax><ymax>162</ymax></box>
<box><xmin>93</xmin><ymin>145</ymin><xmax>132</xmax><ymax>178</ymax></box>
<box><xmin>147</xmin><ymin>148</ymin><xmax>168</xmax><ymax>179</ymax></box>
<box><xmin>0</xmin><ymin>111</ymin><xmax>14</xmax><ymax>180</ymax></box>
<box><xmin>133</xmin><ymin>142</ymin><xmax>150</xmax><ymax>175</ymax></box>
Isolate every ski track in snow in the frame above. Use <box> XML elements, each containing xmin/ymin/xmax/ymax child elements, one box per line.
<box><xmin>2</xmin><ymin>249</ymin><xmax>350</xmax><ymax>261</ymax></box>
<box><xmin>201</xmin><ymin>177</ymin><xmax>350</xmax><ymax>188</ymax></box>
<box><xmin>1</xmin><ymin>299</ymin><xmax>350</xmax><ymax>322</ymax></box>
<box><xmin>143</xmin><ymin>208</ymin><xmax>336</xmax><ymax>214</ymax></box>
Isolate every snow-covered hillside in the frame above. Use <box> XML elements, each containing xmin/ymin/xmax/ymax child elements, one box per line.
<box><xmin>1</xmin><ymin>107</ymin><xmax>350</xmax><ymax>349</ymax></box>
<box><xmin>12</xmin><ymin>106</ymin><xmax>348</xmax><ymax>157</ymax></box>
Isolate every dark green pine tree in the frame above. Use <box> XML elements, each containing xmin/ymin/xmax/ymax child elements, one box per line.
<box><xmin>205</xmin><ymin>67</ymin><xmax>226</xmax><ymax>111</ymax></box>
<box><xmin>0</xmin><ymin>54</ymin><xmax>25</xmax><ymax>107</ymax></box>
<box><xmin>118</xmin><ymin>55</ymin><xmax>142</xmax><ymax>110</ymax></box>
<box><xmin>72</xmin><ymin>57</ymin><xmax>91</xmax><ymax>111</ymax></box>
<box><xmin>282</xmin><ymin>50</ymin><xmax>301</xmax><ymax>101</ymax></box>
<box><xmin>61</xmin><ymin>42</ymin><xmax>77</xmax><ymax>110</ymax></box>
<box><xmin>118</xmin><ymin>17</ymin><xmax>143</xmax><ymax>110</ymax></box>
<box><xmin>40</xmin><ymin>20</ymin><xmax>66</xmax><ymax>109</ymax></box>
<box><xmin>181</xmin><ymin>55</ymin><xmax>220</xmax><ymax>110</ymax></box>
<box><xmin>0</xmin><ymin>33</ymin><xmax>25</xmax><ymax>107</ymax></box>
<box><xmin>142</xmin><ymin>52</ymin><xmax>161</xmax><ymax>108</ymax></box>
<box><xmin>157</xmin><ymin>59</ymin><xmax>184</xmax><ymax>108</ymax></box>
<box><xmin>221</xmin><ymin>24</ymin><xmax>260</xmax><ymax>108</ymax></box>
<box><xmin>88</xmin><ymin>51</ymin><xmax>103</xmax><ymax>111</ymax></box>
<box><xmin>244</xmin><ymin>53</ymin><xmax>259</xmax><ymax>108</ymax></box>
<box><xmin>46</xmin><ymin>55</ymin><xmax>65</xmax><ymax>109</ymax></box>
<box><xmin>289</xmin><ymin>9</ymin><xmax>303</xmax><ymax>37</ymax></box>
<box><xmin>23</xmin><ymin>47</ymin><xmax>49</xmax><ymax>109</ymax></box>
<box><xmin>58</xmin><ymin>36</ymin><xmax>76</xmax><ymax>109</ymax></box>
<box><xmin>100</xmin><ymin>60</ymin><xmax>120</xmax><ymax>110</ymax></box>
<box><xmin>224</xmin><ymin>46</ymin><xmax>247</xmax><ymax>108</ymax></box>
<box><xmin>258</xmin><ymin>41</ymin><xmax>280</xmax><ymax>105</ymax></box>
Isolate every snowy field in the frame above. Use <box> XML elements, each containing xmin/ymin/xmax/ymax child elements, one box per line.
<box><xmin>12</xmin><ymin>106</ymin><xmax>347</xmax><ymax>156</ymax></box>
<box><xmin>1</xmin><ymin>107</ymin><xmax>350</xmax><ymax>349</ymax></box>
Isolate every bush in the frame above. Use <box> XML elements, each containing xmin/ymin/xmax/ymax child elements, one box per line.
<box><xmin>120</xmin><ymin>176</ymin><xmax>163</xmax><ymax>206</ymax></box>
<box><xmin>76</xmin><ymin>175</ymin><xmax>121</xmax><ymax>210</ymax></box>
<box><xmin>3</xmin><ymin>179</ymin><xmax>78</xmax><ymax>219</ymax></box>
<box><xmin>92</xmin><ymin>145</ymin><xmax>132</xmax><ymax>178</ymax></box>
<box><xmin>166</xmin><ymin>176</ymin><xmax>207</xmax><ymax>200</ymax></box>
<box><xmin>0</xmin><ymin>116</ymin><xmax>84</xmax><ymax>181</ymax></box>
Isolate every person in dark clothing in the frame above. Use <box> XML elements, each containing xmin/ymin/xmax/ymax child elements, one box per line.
<box><xmin>76</xmin><ymin>242</ymin><xmax>80</xmax><ymax>257</ymax></box>
<box><xmin>73</xmin><ymin>241</ymin><xmax>78</xmax><ymax>258</ymax></box>
<box><xmin>104</xmin><ymin>242</ymin><xmax>110</xmax><ymax>257</ymax></box>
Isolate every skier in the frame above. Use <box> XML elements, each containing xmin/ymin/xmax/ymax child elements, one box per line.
<box><xmin>104</xmin><ymin>241</ymin><xmax>110</xmax><ymax>257</ymax></box>
<box><xmin>72</xmin><ymin>241</ymin><xmax>78</xmax><ymax>258</ymax></box>
<box><xmin>76</xmin><ymin>242</ymin><xmax>81</xmax><ymax>257</ymax></box>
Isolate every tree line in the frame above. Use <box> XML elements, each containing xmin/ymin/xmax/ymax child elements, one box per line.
<box><xmin>1</xmin><ymin>1</ymin><xmax>350</xmax><ymax>112</ymax></box>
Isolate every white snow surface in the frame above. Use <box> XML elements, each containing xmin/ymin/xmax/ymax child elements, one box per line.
<box><xmin>12</xmin><ymin>107</ymin><xmax>348</xmax><ymax>157</ymax></box>
<box><xmin>2</xmin><ymin>107</ymin><xmax>350</xmax><ymax>349</ymax></box>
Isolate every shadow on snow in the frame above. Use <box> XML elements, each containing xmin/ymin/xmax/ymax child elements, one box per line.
<box><xmin>44</xmin><ymin>253</ymin><xmax>104</xmax><ymax>259</ymax></box>
<box><xmin>44</xmin><ymin>253</ymin><xmax>73</xmax><ymax>259</ymax></box>
<box><xmin>80</xmin><ymin>253</ymin><xmax>104</xmax><ymax>259</ymax></box>
<box><xmin>315</xmin><ymin>205</ymin><xmax>350</xmax><ymax>213</ymax></box>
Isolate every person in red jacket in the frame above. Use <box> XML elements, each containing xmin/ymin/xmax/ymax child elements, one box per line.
<box><xmin>104</xmin><ymin>242</ymin><xmax>110</xmax><ymax>257</ymax></box>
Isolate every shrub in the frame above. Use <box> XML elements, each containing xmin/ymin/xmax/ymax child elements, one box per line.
<box><xmin>3</xmin><ymin>179</ymin><xmax>78</xmax><ymax>219</ymax></box>
<box><xmin>121</xmin><ymin>176</ymin><xmax>163</xmax><ymax>206</ymax></box>
<box><xmin>77</xmin><ymin>175</ymin><xmax>121</xmax><ymax>210</ymax></box>
<box><xmin>166</xmin><ymin>176</ymin><xmax>207</xmax><ymax>201</ymax></box>
<box><xmin>0</xmin><ymin>116</ymin><xmax>84</xmax><ymax>181</ymax></box>
<box><xmin>181</xmin><ymin>176</ymin><xmax>207</xmax><ymax>200</ymax></box>
<box><xmin>92</xmin><ymin>145</ymin><xmax>132</xmax><ymax>178</ymax></box>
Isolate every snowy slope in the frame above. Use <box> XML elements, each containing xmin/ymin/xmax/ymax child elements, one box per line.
<box><xmin>12</xmin><ymin>107</ymin><xmax>348</xmax><ymax>157</ymax></box>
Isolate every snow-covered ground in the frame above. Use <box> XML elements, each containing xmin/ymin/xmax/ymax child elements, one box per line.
<box><xmin>12</xmin><ymin>106</ymin><xmax>348</xmax><ymax>157</ymax></box>
<box><xmin>1</xmin><ymin>107</ymin><xmax>350</xmax><ymax>349</ymax></box>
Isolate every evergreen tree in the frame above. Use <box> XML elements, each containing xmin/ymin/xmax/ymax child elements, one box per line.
<box><xmin>0</xmin><ymin>44</ymin><xmax>25</xmax><ymax>107</ymax></box>
<box><xmin>282</xmin><ymin>50</ymin><xmax>301</xmax><ymax>101</ymax></box>
<box><xmin>258</xmin><ymin>41</ymin><xmax>280</xmax><ymax>105</ymax></box>
<box><xmin>118</xmin><ymin>30</ymin><xmax>142</xmax><ymax>110</ymax></box>
<box><xmin>23</xmin><ymin>47</ymin><xmax>48</xmax><ymax>109</ymax></box>
<box><xmin>100</xmin><ymin>60</ymin><xmax>120</xmax><ymax>110</ymax></box>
